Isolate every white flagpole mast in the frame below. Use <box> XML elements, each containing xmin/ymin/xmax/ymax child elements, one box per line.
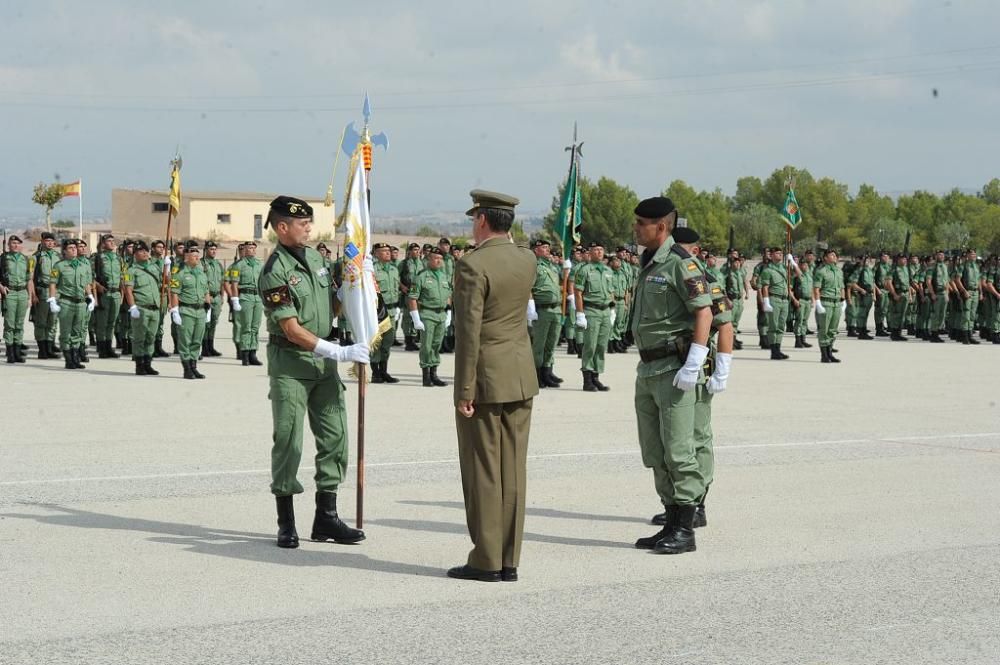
<box><xmin>78</xmin><ymin>179</ymin><xmax>84</xmax><ymax>238</ymax></box>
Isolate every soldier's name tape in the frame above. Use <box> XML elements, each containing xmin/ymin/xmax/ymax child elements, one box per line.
<box><xmin>2</xmin><ymin>431</ymin><xmax>997</xmax><ymax>487</ymax></box>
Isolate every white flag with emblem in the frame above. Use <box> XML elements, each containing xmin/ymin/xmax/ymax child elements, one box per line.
<box><xmin>337</xmin><ymin>149</ymin><xmax>391</xmax><ymax>356</ymax></box>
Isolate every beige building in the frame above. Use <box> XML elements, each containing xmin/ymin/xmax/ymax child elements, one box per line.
<box><xmin>111</xmin><ymin>190</ymin><xmax>336</xmax><ymax>242</ymax></box>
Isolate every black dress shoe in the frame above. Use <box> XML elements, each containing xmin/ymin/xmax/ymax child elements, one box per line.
<box><xmin>501</xmin><ymin>567</ymin><xmax>518</xmax><ymax>582</ymax></box>
<box><xmin>447</xmin><ymin>565</ymin><xmax>501</xmax><ymax>582</ymax></box>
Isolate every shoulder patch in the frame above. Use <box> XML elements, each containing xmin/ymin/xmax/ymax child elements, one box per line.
<box><xmin>685</xmin><ymin>275</ymin><xmax>708</xmax><ymax>298</ymax></box>
<box><xmin>230</xmin><ymin>269</ymin><xmax>239</xmax><ymax>277</ymax></box>
<box><xmin>711</xmin><ymin>297</ymin><xmax>733</xmax><ymax>315</ymax></box>
<box><xmin>264</xmin><ymin>284</ymin><xmax>291</xmax><ymax>309</ymax></box>
<box><xmin>169</xmin><ymin>279</ymin><xmax>180</xmax><ymax>288</ymax></box>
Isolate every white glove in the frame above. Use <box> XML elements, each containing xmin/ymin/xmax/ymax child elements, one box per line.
<box><xmin>673</xmin><ymin>342</ymin><xmax>709</xmax><ymax>392</ymax></box>
<box><xmin>707</xmin><ymin>352</ymin><xmax>732</xmax><ymax>395</ymax></box>
<box><xmin>567</xmin><ymin>294</ymin><xmax>576</xmax><ymax>310</ymax></box>
<box><xmin>128</xmin><ymin>305</ymin><xmax>140</xmax><ymax>319</ymax></box>
<box><xmin>815</xmin><ymin>300</ymin><xmax>826</xmax><ymax>314</ymax></box>
<box><xmin>332</xmin><ymin>316</ymin><xmax>339</xmax><ymax>327</ymax></box>
<box><xmin>393</xmin><ymin>309</ymin><xmax>402</xmax><ymax>323</ymax></box>
<box><xmin>575</xmin><ymin>311</ymin><xmax>587</xmax><ymax>329</ymax></box>
<box><xmin>445</xmin><ymin>310</ymin><xmax>452</xmax><ymax>328</ymax></box>
<box><xmin>762</xmin><ymin>297</ymin><xmax>773</xmax><ymax>312</ymax></box>
<box><xmin>205</xmin><ymin>309</ymin><xmax>212</xmax><ymax>323</ymax></box>
<box><xmin>610</xmin><ymin>308</ymin><xmax>617</xmax><ymax>327</ymax></box>
<box><xmin>163</xmin><ymin>256</ymin><xmax>171</xmax><ymax>270</ymax></box>
<box><xmin>785</xmin><ymin>253</ymin><xmax>797</xmax><ymax>267</ymax></box>
<box><xmin>840</xmin><ymin>300</ymin><xmax>847</xmax><ymax>315</ymax></box>
<box><xmin>170</xmin><ymin>307</ymin><xmax>182</xmax><ymax>325</ymax></box>
<box><xmin>410</xmin><ymin>309</ymin><xmax>425</xmax><ymax>331</ymax></box>
<box><xmin>313</xmin><ymin>339</ymin><xmax>370</xmax><ymax>365</ymax></box>
<box><xmin>526</xmin><ymin>299</ymin><xmax>538</xmax><ymax>324</ymax></box>
<box><xmin>47</xmin><ymin>297</ymin><xmax>60</xmax><ymax>313</ymax></box>
<box><xmin>563</xmin><ymin>259</ymin><xmax>572</xmax><ymax>269</ymax></box>
<box><xmin>230</xmin><ymin>296</ymin><xmax>242</xmax><ymax>312</ymax></box>
<box><xmin>86</xmin><ymin>295</ymin><xmax>96</xmax><ymax>312</ymax></box>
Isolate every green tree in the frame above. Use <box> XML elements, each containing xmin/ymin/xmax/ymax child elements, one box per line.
<box><xmin>981</xmin><ymin>178</ymin><xmax>1000</xmax><ymax>206</ymax></box>
<box><xmin>936</xmin><ymin>221</ymin><xmax>969</xmax><ymax>251</ymax></box>
<box><xmin>730</xmin><ymin>202</ymin><xmax>785</xmax><ymax>253</ymax></box>
<box><xmin>732</xmin><ymin>176</ymin><xmax>764</xmax><ymax>211</ymax></box>
<box><xmin>414</xmin><ymin>224</ymin><xmax>438</xmax><ymax>238</ymax></box>
<box><xmin>895</xmin><ymin>190</ymin><xmax>939</xmax><ymax>250</ymax></box>
<box><xmin>868</xmin><ymin>217</ymin><xmax>909</xmax><ymax>254</ymax></box>
<box><xmin>32</xmin><ymin>181</ymin><xmax>66</xmax><ymax>233</ymax></box>
<box><xmin>543</xmin><ymin>175</ymin><xmax>638</xmax><ymax>251</ymax></box>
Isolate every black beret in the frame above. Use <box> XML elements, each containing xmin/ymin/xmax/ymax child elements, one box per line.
<box><xmin>61</xmin><ymin>239</ymin><xmax>74</xmax><ymax>249</ymax></box>
<box><xmin>185</xmin><ymin>245</ymin><xmax>201</xmax><ymax>254</ymax></box>
<box><xmin>429</xmin><ymin>247</ymin><xmax>446</xmax><ymax>256</ymax></box>
<box><xmin>588</xmin><ymin>241</ymin><xmax>604</xmax><ymax>249</ymax></box>
<box><xmin>438</xmin><ymin>237</ymin><xmax>451</xmax><ymax>245</ymax></box>
<box><xmin>8</xmin><ymin>235</ymin><xmax>22</xmax><ymax>243</ymax></box>
<box><xmin>615</xmin><ymin>246</ymin><xmax>628</xmax><ymax>253</ymax></box>
<box><xmin>407</xmin><ymin>242</ymin><xmax>421</xmax><ymax>250</ymax></box>
<box><xmin>451</xmin><ymin>244</ymin><xmax>464</xmax><ymax>251</ymax></box>
<box><xmin>634</xmin><ymin>196</ymin><xmax>676</xmax><ymax>219</ymax></box>
<box><xmin>372</xmin><ymin>242</ymin><xmax>390</xmax><ymax>251</ymax></box>
<box><xmin>204</xmin><ymin>241</ymin><xmax>218</xmax><ymax>249</ymax></box>
<box><xmin>530</xmin><ymin>238</ymin><xmax>551</xmax><ymax>248</ymax></box>
<box><xmin>100</xmin><ymin>233</ymin><xmax>115</xmax><ymax>243</ymax></box>
<box><xmin>124</xmin><ymin>239</ymin><xmax>135</xmax><ymax>246</ymax></box>
<box><xmin>41</xmin><ymin>232</ymin><xmax>56</xmax><ymax>240</ymax></box>
<box><xmin>245</xmin><ymin>241</ymin><xmax>257</xmax><ymax>247</ymax></box>
<box><xmin>133</xmin><ymin>240</ymin><xmax>150</xmax><ymax>252</ymax></box>
<box><xmin>672</xmin><ymin>227</ymin><xmax>701</xmax><ymax>244</ymax></box>
<box><xmin>316</xmin><ymin>242</ymin><xmax>328</xmax><ymax>250</ymax></box>
<box><xmin>390</xmin><ymin>245</ymin><xmax>399</xmax><ymax>250</ymax></box>
<box><xmin>422</xmin><ymin>244</ymin><xmax>434</xmax><ymax>251</ymax></box>
<box><xmin>824</xmin><ymin>248</ymin><xmax>839</xmax><ymax>256</ymax></box>
<box><xmin>269</xmin><ymin>195</ymin><xmax>313</xmax><ymax>219</ymax></box>
<box><xmin>185</xmin><ymin>239</ymin><xmax>199</xmax><ymax>248</ymax></box>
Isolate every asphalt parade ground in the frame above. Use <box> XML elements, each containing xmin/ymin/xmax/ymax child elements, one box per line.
<box><xmin>1</xmin><ymin>330</ymin><xmax>998</xmax><ymax>665</ymax></box>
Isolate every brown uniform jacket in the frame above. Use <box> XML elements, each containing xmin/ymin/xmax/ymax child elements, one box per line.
<box><xmin>453</xmin><ymin>235</ymin><xmax>540</xmax><ymax>405</ymax></box>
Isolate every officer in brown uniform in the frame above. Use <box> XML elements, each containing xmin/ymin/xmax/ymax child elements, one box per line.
<box><xmin>449</xmin><ymin>190</ymin><xmax>539</xmax><ymax>583</ymax></box>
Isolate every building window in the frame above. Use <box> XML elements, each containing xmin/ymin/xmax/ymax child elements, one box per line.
<box><xmin>217</xmin><ymin>214</ymin><xmax>231</xmax><ymax>224</ymax></box>
<box><xmin>152</xmin><ymin>202</ymin><xmax>169</xmax><ymax>213</ymax></box>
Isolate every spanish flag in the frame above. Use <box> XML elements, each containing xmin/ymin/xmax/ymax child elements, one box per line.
<box><xmin>61</xmin><ymin>180</ymin><xmax>81</xmax><ymax>198</ymax></box>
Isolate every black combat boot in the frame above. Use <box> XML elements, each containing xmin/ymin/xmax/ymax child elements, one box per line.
<box><xmin>5</xmin><ymin>345</ymin><xmax>14</xmax><ymax>364</ymax></box>
<box><xmin>14</xmin><ymin>344</ymin><xmax>26</xmax><ymax>363</ymax></box>
<box><xmin>89</xmin><ymin>330</ymin><xmax>97</xmax><ymax>346</ymax></box>
<box><xmin>51</xmin><ymin>341</ymin><xmax>61</xmax><ymax>353</ymax></box>
<box><xmin>566</xmin><ymin>339</ymin><xmax>577</xmax><ymax>355</ymax></box>
<box><xmin>546</xmin><ymin>367</ymin><xmax>564</xmax><ymax>384</ymax></box>
<box><xmin>372</xmin><ymin>362</ymin><xmax>386</xmax><ymax>384</ymax></box>
<box><xmin>847</xmin><ymin>326</ymin><xmax>857</xmax><ymax>337</ymax></box>
<box><xmin>794</xmin><ymin>335</ymin><xmax>804</xmax><ymax>348</ymax></box>
<box><xmin>107</xmin><ymin>340</ymin><xmax>120</xmax><ymax>358</ymax></box>
<box><xmin>77</xmin><ymin>345</ymin><xmax>90</xmax><ymax>363</ymax></box>
<box><xmin>540</xmin><ymin>367</ymin><xmax>560</xmax><ymax>388</ymax></box>
<box><xmin>857</xmin><ymin>329</ymin><xmax>873</xmax><ymax>340</ymax></box>
<box><xmin>240</xmin><ymin>350</ymin><xmax>250</xmax><ymax>366</ymax></box>
<box><xmin>535</xmin><ymin>367</ymin><xmax>548</xmax><ymax>389</ymax></box>
<box><xmin>651</xmin><ymin>511</ymin><xmax>668</xmax><ymax>526</ymax></box>
<box><xmin>591</xmin><ymin>372</ymin><xmax>610</xmax><ymax>392</ymax></box>
<box><xmin>636</xmin><ymin>507</ymin><xmax>674</xmax><ymax>549</ymax></box>
<box><xmin>182</xmin><ymin>359</ymin><xmax>196</xmax><ymax>379</ymax></box>
<box><xmin>144</xmin><ymin>356</ymin><xmax>160</xmax><ymax>376</ymax></box>
<box><xmin>422</xmin><ymin>367</ymin><xmax>433</xmax><ymax>387</ymax></box>
<box><xmin>275</xmin><ymin>495</ymin><xmax>299</xmax><ymax>549</ymax></box>
<box><xmin>820</xmin><ymin>346</ymin><xmax>830</xmax><ymax>363</ymax></box>
<box><xmin>582</xmin><ymin>369</ymin><xmax>597</xmax><ymax>392</ymax></box>
<box><xmin>875</xmin><ymin>324</ymin><xmax>888</xmax><ymax>337</ymax></box>
<box><xmin>606</xmin><ymin>340</ymin><xmax>617</xmax><ymax>354</ymax></box>
<box><xmin>404</xmin><ymin>335</ymin><xmax>419</xmax><ymax>351</ymax></box>
<box><xmin>207</xmin><ymin>336</ymin><xmax>222</xmax><ymax>356</ymax></box>
<box><xmin>115</xmin><ymin>333</ymin><xmax>123</xmax><ymax>350</ymax></box>
<box><xmin>429</xmin><ymin>367</ymin><xmax>447</xmax><ymax>386</ymax></box>
<box><xmin>968</xmin><ymin>331</ymin><xmax>980</xmax><ymax>345</ymax></box>
<box><xmin>382</xmin><ymin>360</ymin><xmax>400</xmax><ymax>384</ymax></box>
<box><xmin>694</xmin><ymin>488</ymin><xmax>709</xmax><ymax>528</ymax></box>
<box><xmin>828</xmin><ymin>346</ymin><xmax>841</xmax><ymax>363</ymax></box>
<box><xmin>190</xmin><ymin>360</ymin><xmax>206</xmax><ymax>379</ymax></box>
<box><xmin>248</xmin><ymin>350</ymin><xmax>263</xmax><ymax>366</ymax></box>
<box><xmin>733</xmin><ymin>339</ymin><xmax>743</xmax><ymax>350</ymax></box>
<box><xmin>201</xmin><ymin>339</ymin><xmax>210</xmax><ymax>359</ymax></box>
<box><xmin>154</xmin><ymin>337</ymin><xmax>169</xmax><ymax>358</ymax></box>
<box><xmin>311</xmin><ymin>492</ymin><xmax>365</xmax><ymax>544</ymax></box>
<box><xmin>134</xmin><ymin>357</ymin><xmax>147</xmax><ymax>375</ymax></box>
<box><xmin>770</xmin><ymin>344</ymin><xmax>788</xmax><ymax>360</ymax></box>
<box><xmin>36</xmin><ymin>341</ymin><xmax>48</xmax><ymax>359</ymax></box>
<box><xmin>653</xmin><ymin>505</ymin><xmax>697</xmax><ymax>554</ymax></box>
<box><xmin>64</xmin><ymin>349</ymin><xmax>79</xmax><ymax>369</ymax></box>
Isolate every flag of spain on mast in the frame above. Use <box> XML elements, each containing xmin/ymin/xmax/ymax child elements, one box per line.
<box><xmin>61</xmin><ymin>180</ymin><xmax>81</xmax><ymax>197</ymax></box>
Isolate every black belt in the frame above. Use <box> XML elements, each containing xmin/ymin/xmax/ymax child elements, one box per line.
<box><xmin>584</xmin><ymin>301</ymin><xmax>613</xmax><ymax>309</ymax></box>
<box><xmin>239</xmin><ymin>289</ymin><xmax>258</xmax><ymax>295</ymax></box>
<box><xmin>535</xmin><ymin>302</ymin><xmax>560</xmax><ymax>309</ymax></box>
<box><xmin>60</xmin><ymin>296</ymin><xmax>84</xmax><ymax>303</ymax></box>
<box><xmin>139</xmin><ymin>304</ymin><xmax>159</xmax><ymax>311</ymax></box>
<box><xmin>210</xmin><ymin>291</ymin><xmax>221</xmax><ymax>297</ymax></box>
<box><xmin>179</xmin><ymin>302</ymin><xmax>204</xmax><ymax>309</ymax></box>
<box><xmin>768</xmin><ymin>294</ymin><xmax>788</xmax><ymax>300</ymax></box>
<box><xmin>421</xmin><ymin>306</ymin><xmax>446</xmax><ymax>313</ymax></box>
<box><xmin>820</xmin><ymin>297</ymin><xmax>840</xmax><ymax>303</ymax></box>
<box><xmin>5</xmin><ymin>285</ymin><xmax>27</xmax><ymax>291</ymax></box>
<box><xmin>268</xmin><ymin>334</ymin><xmax>297</xmax><ymax>349</ymax></box>
<box><xmin>638</xmin><ymin>339</ymin><xmax>690</xmax><ymax>364</ymax></box>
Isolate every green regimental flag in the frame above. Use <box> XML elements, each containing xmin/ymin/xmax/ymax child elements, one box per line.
<box><xmin>556</xmin><ymin>156</ymin><xmax>582</xmax><ymax>251</ymax></box>
<box><xmin>781</xmin><ymin>189</ymin><xmax>802</xmax><ymax>229</ymax></box>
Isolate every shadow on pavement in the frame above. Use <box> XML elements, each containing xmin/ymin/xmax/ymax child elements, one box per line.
<box><xmin>2</xmin><ymin>503</ymin><xmax>443</xmax><ymax>578</ymax></box>
<box><xmin>370</xmin><ymin>516</ymin><xmax>631</xmax><ymax>549</ymax></box>
<box><xmin>398</xmin><ymin>499</ymin><xmax>648</xmax><ymax>524</ymax></box>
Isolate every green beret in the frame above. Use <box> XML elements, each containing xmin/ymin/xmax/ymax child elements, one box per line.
<box><xmin>466</xmin><ymin>189</ymin><xmax>519</xmax><ymax>216</ymax></box>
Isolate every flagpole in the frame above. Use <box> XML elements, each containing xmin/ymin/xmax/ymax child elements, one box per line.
<box><xmin>78</xmin><ymin>179</ymin><xmax>84</xmax><ymax>238</ymax></box>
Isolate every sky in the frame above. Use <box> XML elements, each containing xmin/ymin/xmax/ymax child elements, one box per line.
<box><xmin>2</xmin><ymin>0</ymin><xmax>999</xmax><ymax>223</ymax></box>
